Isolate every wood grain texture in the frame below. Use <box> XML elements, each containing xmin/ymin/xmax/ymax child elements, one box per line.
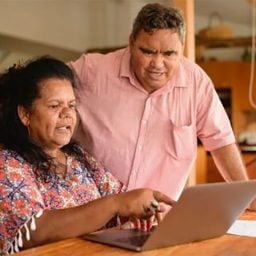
<box><xmin>14</xmin><ymin>212</ymin><xmax>256</xmax><ymax>256</ymax></box>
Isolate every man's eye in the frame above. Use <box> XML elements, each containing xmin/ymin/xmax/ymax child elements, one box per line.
<box><xmin>164</xmin><ymin>51</ymin><xmax>177</xmax><ymax>57</ymax></box>
<box><xmin>49</xmin><ymin>105</ymin><xmax>58</xmax><ymax>109</ymax></box>
<box><xmin>143</xmin><ymin>50</ymin><xmax>152</xmax><ymax>55</ymax></box>
<box><xmin>140</xmin><ymin>47</ymin><xmax>153</xmax><ymax>55</ymax></box>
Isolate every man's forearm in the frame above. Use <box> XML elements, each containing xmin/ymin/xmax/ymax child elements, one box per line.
<box><xmin>211</xmin><ymin>143</ymin><xmax>249</xmax><ymax>181</ymax></box>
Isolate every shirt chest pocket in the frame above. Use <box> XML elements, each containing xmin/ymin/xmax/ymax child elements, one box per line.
<box><xmin>170</xmin><ymin>123</ymin><xmax>196</xmax><ymax>160</ymax></box>
<box><xmin>167</xmin><ymin>88</ymin><xmax>197</xmax><ymax>160</ymax></box>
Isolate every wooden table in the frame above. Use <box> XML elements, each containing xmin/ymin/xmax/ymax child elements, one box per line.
<box><xmin>15</xmin><ymin>211</ymin><xmax>256</xmax><ymax>256</ymax></box>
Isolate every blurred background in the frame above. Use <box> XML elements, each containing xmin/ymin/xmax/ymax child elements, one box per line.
<box><xmin>0</xmin><ymin>0</ymin><xmax>254</xmax><ymax>72</ymax></box>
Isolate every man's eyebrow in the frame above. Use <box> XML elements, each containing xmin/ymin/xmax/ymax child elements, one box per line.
<box><xmin>139</xmin><ymin>47</ymin><xmax>177</xmax><ymax>55</ymax></box>
<box><xmin>162</xmin><ymin>50</ymin><xmax>178</xmax><ymax>55</ymax></box>
<box><xmin>139</xmin><ymin>47</ymin><xmax>156</xmax><ymax>53</ymax></box>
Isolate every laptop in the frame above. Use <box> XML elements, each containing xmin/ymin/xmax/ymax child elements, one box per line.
<box><xmin>83</xmin><ymin>180</ymin><xmax>256</xmax><ymax>251</ymax></box>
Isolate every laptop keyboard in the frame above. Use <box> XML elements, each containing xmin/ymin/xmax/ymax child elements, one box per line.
<box><xmin>115</xmin><ymin>228</ymin><xmax>155</xmax><ymax>247</ymax></box>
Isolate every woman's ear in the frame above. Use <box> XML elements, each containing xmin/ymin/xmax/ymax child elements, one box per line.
<box><xmin>17</xmin><ymin>105</ymin><xmax>30</xmax><ymax>126</ymax></box>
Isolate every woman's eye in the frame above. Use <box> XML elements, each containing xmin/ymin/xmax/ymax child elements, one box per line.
<box><xmin>69</xmin><ymin>104</ymin><xmax>76</xmax><ymax>110</ymax></box>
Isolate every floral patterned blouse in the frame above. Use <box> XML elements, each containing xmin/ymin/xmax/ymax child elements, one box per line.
<box><xmin>0</xmin><ymin>146</ymin><xmax>124</xmax><ymax>255</ymax></box>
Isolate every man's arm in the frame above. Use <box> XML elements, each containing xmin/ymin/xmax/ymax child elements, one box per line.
<box><xmin>210</xmin><ymin>143</ymin><xmax>248</xmax><ymax>181</ymax></box>
<box><xmin>210</xmin><ymin>143</ymin><xmax>256</xmax><ymax>210</ymax></box>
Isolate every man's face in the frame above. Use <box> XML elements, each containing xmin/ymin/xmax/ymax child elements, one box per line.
<box><xmin>129</xmin><ymin>29</ymin><xmax>183</xmax><ymax>93</ymax></box>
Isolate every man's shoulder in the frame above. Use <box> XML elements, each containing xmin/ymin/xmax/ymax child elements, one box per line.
<box><xmin>86</xmin><ymin>47</ymin><xmax>127</xmax><ymax>62</ymax></box>
<box><xmin>180</xmin><ymin>57</ymin><xmax>209</xmax><ymax>79</ymax></box>
<box><xmin>181</xmin><ymin>57</ymin><xmax>202</xmax><ymax>71</ymax></box>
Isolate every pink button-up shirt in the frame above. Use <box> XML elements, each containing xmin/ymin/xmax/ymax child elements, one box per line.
<box><xmin>70</xmin><ymin>47</ymin><xmax>235</xmax><ymax>200</ymax></box>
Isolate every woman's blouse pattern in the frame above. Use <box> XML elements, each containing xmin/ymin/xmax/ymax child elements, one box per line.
<box><xmin>0</xmin><ymin>147</ymin><xmax>123</xmax><ymax>254</ymax></box>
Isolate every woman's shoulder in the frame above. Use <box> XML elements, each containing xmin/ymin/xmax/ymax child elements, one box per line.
<box><xmin>0</xmin><ymin>148</ymin><xmax>28</xmax><ymax>166</ymax></box>
<box><xmin>0</xmin><ymin>148</ymin><xmax>36</xmax><ymax>189</ymax></box>
<box><xmin>0</xmin><ymin>147</ymin><xmax>22</xmax><ymax>158</ymax></box>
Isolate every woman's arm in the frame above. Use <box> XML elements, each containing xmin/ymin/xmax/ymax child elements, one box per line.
<box><xmin>0</xmin><ymin>149</ymin><xmax>173</xmax><ymax>253</ymax></box>
<box><xmin>23</xmin><ymin>188</ymin><xmax>173</xmax><ymax>249</ymax></box>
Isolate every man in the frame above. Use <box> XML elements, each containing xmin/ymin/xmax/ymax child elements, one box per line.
<box><xmin>69</xmin><ymin>3</ymin><xmax>249</xmax><ymax>202</ymax></box>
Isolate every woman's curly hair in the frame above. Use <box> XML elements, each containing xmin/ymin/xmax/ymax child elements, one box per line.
<box><xmin>0</xmin><ymin>55</ymin><xmax>81</xmax><ymax>173</ymax></box>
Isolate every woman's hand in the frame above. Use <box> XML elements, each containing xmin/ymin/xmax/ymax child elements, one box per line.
<box><xmin>119</xmin><ymin>198</ymin><xmax>170</xmax><ymax>232</ymax></box>
<box><xmin>113</xmin><ymin>188</ymin><xmax>175</xmax><ymax>221</ymax></box>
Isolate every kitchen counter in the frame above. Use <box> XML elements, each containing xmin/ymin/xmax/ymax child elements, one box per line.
<box><xmin>239</xmin><ymin>145</ymin><xmax>256</xmax><ymax>153</ymax></box>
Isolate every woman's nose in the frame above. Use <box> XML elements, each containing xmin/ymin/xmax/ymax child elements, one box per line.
<box><xmin>60</xmin><ymin>107</ymin><xmax>72</xmax><ymax>118</ymax></box>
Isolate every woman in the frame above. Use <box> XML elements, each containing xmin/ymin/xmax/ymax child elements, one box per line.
<box><xmin>0</xmin><ymin>56</ymin><xmax>173</xmax><ymax>255</ymax></box>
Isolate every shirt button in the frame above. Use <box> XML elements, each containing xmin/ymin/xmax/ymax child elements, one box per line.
<box><xmin>142</xmin><ymin>120</ymin><xmax>147</xmax><ymax>124</ymax></box>
<box><xmin>138</xmin><ymin>145</ymin><xmax>142</xmax><ymax>151</ymax></box>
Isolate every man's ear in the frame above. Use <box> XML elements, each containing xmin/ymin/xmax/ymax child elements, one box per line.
<box><xmin>17</xmin><ymin>105</ymin><xmax>30</xmax><ymax>126</ymax></box>
<box><xmin>129</xmin><ymin>35</ymin><xmax>135</xmax><ymax>47</ymax></box>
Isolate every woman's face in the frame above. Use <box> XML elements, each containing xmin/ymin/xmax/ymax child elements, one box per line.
<box><xmin>22</xmin><ymin>78</ymin><xmax>77</xmax><ymax>153</ymax></box>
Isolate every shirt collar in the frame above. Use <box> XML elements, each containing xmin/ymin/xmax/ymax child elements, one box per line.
<box><xmin>151</xmin><ymin>59</ymin><xmax>189</xmax><ymax>96</ymax></box>
<box><xmin>119</xmin><ymin>47</ymin><xmax>148</xmax><ymax>93</ymax></box>
<box><xmin>119</xmin><ymin>46</ymin><xmax>131</xmax><ymax>79</ymax></box>
<box><xmin>169</xmin><ymin>58</ymin><xmax>189</xmax><ymax>89</ymax></box>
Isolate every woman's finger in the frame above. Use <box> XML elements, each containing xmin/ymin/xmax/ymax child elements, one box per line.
<box><xmin>141</xmin><ymin>219</ymin><xmax>147</xmax><ymax>232</ymax></box>
<box><xmin>153</xmin><ymin>190</ymin><xmax>176</xmax><ymax>206</ymax></box>
<box><xmin>155</xmin><ymin>211</ymin><xmax>163</xmax><ymax>224</ymax></box>
<box><xmin>146</xmin><ymin>215</ymin><xmax>156</xmax><ymax>230</ymax></box>
<box><xmin>120</xmin><ymin>220</ymin><xmax>135</xmax><ymax>229</ymax></box>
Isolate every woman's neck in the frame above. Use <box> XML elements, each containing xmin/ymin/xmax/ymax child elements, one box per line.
<box><xmin>44</xmin><ymin>148</ymin><xmax>67</xmax><ymax>178</ymax></box>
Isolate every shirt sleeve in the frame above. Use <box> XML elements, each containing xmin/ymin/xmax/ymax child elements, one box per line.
<box><xmin>195</xmin><ymin>69</ymin><xmax>235</xmax><ymax>151</ymax></box>
<box><xmin>0</xmin><ymin>150</ymin><xmax>45</xmax><ymax>255</ymax></box>
<box><xmin>78</xmin><ymin>146</ymin><xmax>126</xmax><ymax>196</ymax></box>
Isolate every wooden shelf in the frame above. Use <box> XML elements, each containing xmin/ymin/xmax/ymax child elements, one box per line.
<box><xmin>196</xmin><ymin>36</ymin><xmax>254</xmax><ymax>48</ymax></box>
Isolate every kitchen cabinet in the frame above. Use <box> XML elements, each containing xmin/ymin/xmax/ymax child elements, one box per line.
<box><xmin>206</xmin><ymin>154</ymin><xmax>224</xmax><ymax>183</ymax></box>
<box><xmin>232</xmin><ymin>62</ymin><xmax>256</xmax><ymax>111</ymax></box>
<box><xmin>195</xmin><ymin>146</ymin><xmax>207</xmax><ymax>184</ymax></box>
<box><xmin>243</xmin><ymin>152</ymin><xmax>256</xmax><ymax>179</ymax></box>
